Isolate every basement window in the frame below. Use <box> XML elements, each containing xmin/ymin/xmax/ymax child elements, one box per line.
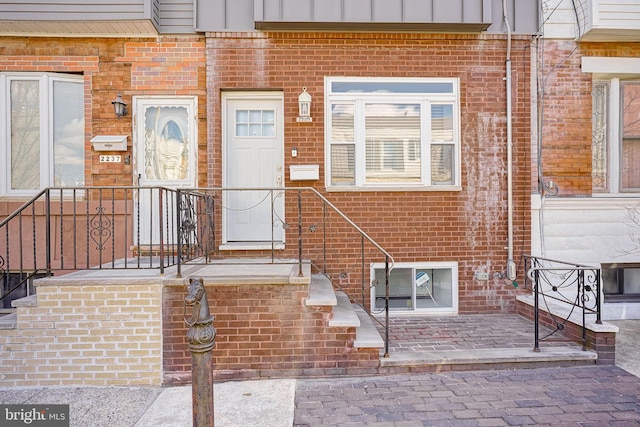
<box><xmin>602</xmin><ymin>263</ymin><xmax>640</xmax><ymax>302</ymax></box>
<box><xmin>370</xmin><ymin>262</ymin><xmax>458</xmax><ymax>314</ymax></box>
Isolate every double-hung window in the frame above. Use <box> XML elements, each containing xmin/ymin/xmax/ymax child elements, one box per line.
<box><xmin>325</xmin><ymin>77</ymin><xmax>460</xmax><ymax>190</ymax></box>
<box><xmin>592</xmin><ymin>79</ymin><xmax>640</xmax><ymax>193</ymax></box>
<box><xmin>0</xmin><ymin>73</ymin><xmax>85</xmax><ymax>196</ymax></box>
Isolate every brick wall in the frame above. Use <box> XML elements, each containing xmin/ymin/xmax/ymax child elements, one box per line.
<box><xmin>0</xmin><ymin>36</ymin><xmax>208</xmax><ymax>189</ymax></box>
<box><xmin>163</xmin><ymin>281</ymin><xmax>379</xmax><ymax>384</ymax></box>
<box><xmin>539</xmin><ymin>40</ymin><xmax>640</xmax><ymax>196</ymax></box>
<box><xmin>0</xmin><ymin>279</ymin><xmax>163</xmax><ymax>386</ymax></box>
<box><xmin>207</xmin><ymin>32</ymin><xmax>533</xmax><ymax>313</ymax></box>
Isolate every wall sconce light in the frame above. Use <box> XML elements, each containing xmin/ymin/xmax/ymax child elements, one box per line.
<box><xmin>112</xmin><ymin>93</ymin><xmax>128</xmax><ymax>118</ymax></box>
<box><xmin>297</xmin><ymin>87</ymin><xmax>312</xmax><ymax>123</ymax></box>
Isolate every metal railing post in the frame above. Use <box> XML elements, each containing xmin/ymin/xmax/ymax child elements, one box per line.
<box><xmin>533</xmin><ymin>265</ymin><xmax>540</xmax><ymax>352</ymax></box>
<box><xmin>596</xmin><ymin>268</ymin><xmax>602</xmax><ymax>324</ymax></box>
<box><xmin>45</xmin><ymin>189</ymin><xmax>51</xmax><ymax>278</ymax></box>
<box><xmin>176</xmin><ymin>189</ymin><xmax>183</xmax><ymax>278</ymax></box>
<box><xmin>159</xmin><ymin>188</ymin><xmax>165</xmax><ymax>275</ymax></box>
<box><xmin>384</xmin><ymin>255</ymin><xmax>390</xmax><ymax>358</ymax></box>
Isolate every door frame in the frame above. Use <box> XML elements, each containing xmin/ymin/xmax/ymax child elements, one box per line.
<box><xmin>132</xmin><ymin>96</ymin><xmax>198</xmax><ymax>245</ymax></box>
<box><xmin>221</xmin><ymin>91</ymin><xmax>285</xmax><ymax>249</ymax></box>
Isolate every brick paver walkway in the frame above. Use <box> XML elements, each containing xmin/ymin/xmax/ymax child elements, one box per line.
<box><xmin>294</xmin><ymin>365</ymin><xmax>640</xmax><ymax>426</ymax></box>
<box><xmin>383</xmin><ymin>314</ymin><xmax>572</xmax><ymax>353</ymax></box>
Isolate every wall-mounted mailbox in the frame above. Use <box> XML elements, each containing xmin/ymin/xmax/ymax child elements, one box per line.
<box><xmin>290</xmin><ymin>164</ymin><xmax>319</xmax><ymax>181</ymax></box>
<box><xmin>91</xmin><ymin>135</ymin><xmax>128</xmax><ymax>152</ymax></box>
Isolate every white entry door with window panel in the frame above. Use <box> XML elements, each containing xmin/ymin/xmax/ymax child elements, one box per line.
<box><xmin>371</xmin><ymin>262</ymin><xmax>458</xmax><ymax>314</ymax></box>
<box><xmin>133</xmin><ymin>97</ymin><xmax>197</xmax><ymax>245</ymax></box>
<box><xmin>222</xmin><ymin>93</ymin><xmax>284</xmax><ymax>247</ymax></box>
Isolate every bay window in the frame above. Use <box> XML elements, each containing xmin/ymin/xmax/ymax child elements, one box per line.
<box><xmin>326</xmin><ymin>77</ymin><xmax>460</xmax><ymax>190</ymax></box>
<box><xmin>1</xmin><ymin>73</ymin><xmax>85</xmax><ymax>196</ymax></box>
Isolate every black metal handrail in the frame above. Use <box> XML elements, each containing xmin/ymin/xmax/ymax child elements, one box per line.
<box><xmin>522</xmin><ymin>254</ymin><xmax>602</xmax><ymax>351</ymax></box>
<box><xmin>0</xmin><ymin>186</ymin><xmax>209</xmax><ymax>306</ymax></box>
<box><xmin>176</xmin><ymin>187</ymin><xmax>395</xmax><ymax>356</ymax></box>
<box><xmin>1</xmin><ymin>186</ymin><xmax>394</xmax><ymax>354</ymax></box>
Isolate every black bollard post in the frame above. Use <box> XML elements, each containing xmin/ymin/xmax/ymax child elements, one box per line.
<box><xmin>184</xmin><ymin>277</ymin><xmax>216</xmax><ymax>427</ymax></box>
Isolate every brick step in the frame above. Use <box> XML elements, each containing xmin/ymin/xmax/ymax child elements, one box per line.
<box><xmin>0</xmin><ymin>295</ymin><xmax>38</xmax><ymax>330</ymax></box>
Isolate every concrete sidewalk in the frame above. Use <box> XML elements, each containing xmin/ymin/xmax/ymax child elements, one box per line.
<box><xmin>1</xmin><ymin>319</ymin><xmax>637</xmax><ymax>426</ymax></box>
<box><xmin>0</xmin><ymin>379</ymin><xmax>296</xmax><ymax>427</ymax></box>
<box><xmin>136</xmin><ymin>379</ymin><xmax>295</xmax><ymax>427</ymax></box>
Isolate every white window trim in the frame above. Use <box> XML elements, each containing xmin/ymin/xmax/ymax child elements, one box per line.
<box><xmin>370</xmin><ymin>261</ymin><xmax>459</xmax><ymax>315</ymax></box>
<box><xmin>0</xmin><ymin>72</ymin><xmax>84</xmax><ymax>197</ymax></box>
<box><xmin>324</xmin><ymin>76</ymin><xmax>461</xmax><ymax>192</ymax></box>
<box><xmin>585</xmin><ymin>56</ymin><xmax>640</xmax><ymax>197</ymax></box>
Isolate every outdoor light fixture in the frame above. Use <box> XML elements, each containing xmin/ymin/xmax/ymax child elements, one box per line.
<box><xmin>112</xmin><ymin>93</ymin><xmax>128</xmax><ymax>118</ymax></box>
<box><xmin>297</xmin><ymin>87</ymin><xmax>312</xmax><ymax>122</ymax></box>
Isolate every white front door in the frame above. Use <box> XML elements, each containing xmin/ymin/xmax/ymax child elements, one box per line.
<box><xmin>223</xmin><ymin>93</ymin><xmax>284</xmax><ymax>246</ymax></box>
<box><xmin>133</xmin><ymin>97</ymin><xmax>197</xmax><ymax>245</ymax></box>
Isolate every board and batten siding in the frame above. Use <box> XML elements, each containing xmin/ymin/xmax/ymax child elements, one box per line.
<box><xmin>0</xmin><ymin>0</ymin><xmax>158</xmax><ymax>22</ymax></box>
<box><xmin>195</xmin><ymin>0</ymin><xmax>538</xmax><ymax>34</ymax></box>
<box><xmin>159</xmin><ymin>0</ymin><xmax>194</xmax><ymax>33</ymax></box>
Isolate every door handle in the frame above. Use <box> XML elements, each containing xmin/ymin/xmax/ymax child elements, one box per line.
<box><xmin>277</xmin><ymin>176</ymin><xmax>282</xmax><ymax>186</ymax></box>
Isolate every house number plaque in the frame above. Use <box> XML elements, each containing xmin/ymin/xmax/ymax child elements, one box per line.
<box><xmin>99</xmin><ymin>155</ymin><xmax>122</xmax><ymax>163</ymax></box>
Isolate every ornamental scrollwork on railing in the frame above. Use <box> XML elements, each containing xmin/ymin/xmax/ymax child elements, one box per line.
<box><xmin>90</xmin><ymin>207</ymin><xmax>112</xmax><ymax>250</ymax></box>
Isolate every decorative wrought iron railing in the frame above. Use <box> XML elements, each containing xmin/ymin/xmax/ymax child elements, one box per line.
<box><xmin>0</xmin><ymin>187</ymin><xmax>212</xmax><ymax>308</ymax></box>
<box><xmin>1</xmin><ymin>186</ymin><xmax>394</xmax><ymax>354</ymax></box>
<box><xmin>522</xmin><ymin>255</ymin><xmax>602</xmax><ymax>351</ymax></box>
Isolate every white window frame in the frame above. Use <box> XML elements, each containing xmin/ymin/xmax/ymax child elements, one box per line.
<box><xmin>0</xmin><ymin>72</ymin><xmax>85</xmax><ymax>197</ymax></box>
<box><xmin>583</xmin><ymin>57</ymin><xmax>640</xmax><ymax>195</ymax></box>
<box><xmin>324</xmin><ymin>76</ymin><xmax>461</xmax><ymax>191</ymax></box>
<box><xmin>370</xmin><ymin>261</ymin><xmax>458</xmax><ymax>315</ymax></box>
<box><xmin>592</xmin><ymin>77</ymin><xmax>640</xmax><ymax>194</ymax></box>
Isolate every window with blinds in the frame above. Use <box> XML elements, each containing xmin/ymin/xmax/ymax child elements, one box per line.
<box><xmin>325</xmin><ymin>77</ymin><xmax>459</xmax><ymax>189</ymax></box>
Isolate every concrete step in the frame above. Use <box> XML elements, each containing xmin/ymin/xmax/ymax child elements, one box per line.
<box><xmin>380</xmin><ymin>346</ymin><xmax>598</xmax><ymax>371</ymax></box>
<box><xmin>329</xmin><ymin>292</ymin><xmax>360</xmax><ymax>327</ymax></box>
<box><xmin>306</xmin><ymin>274</ymin><xmax>336</xmax><ymax>307</ymax></box>
<box><xmin>0</xmin><ymin>312</ymin><xmax>17</xmax><ymax>330</ymax></box>
<box><xmin>353</xmin><ymin>305</ymin><xmax>385</xmax><ymax>349</ymax></box>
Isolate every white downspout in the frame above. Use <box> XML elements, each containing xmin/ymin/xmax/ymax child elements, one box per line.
<box><xmin>503</xmin><ymin>0</ymin><xmax>517</xmax><ymax>281</ymax></box>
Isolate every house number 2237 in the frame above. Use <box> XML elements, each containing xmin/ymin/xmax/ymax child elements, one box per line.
<box><xmin>99</xmin><ymin>155</ymin><xmax>122</xmax><ymax>163</ymax></box>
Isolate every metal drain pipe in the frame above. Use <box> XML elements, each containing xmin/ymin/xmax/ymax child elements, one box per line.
<box><xmin>503</xmin><ymin>0</ymin><xmax>517</xmax><ymax>282</ymax></box>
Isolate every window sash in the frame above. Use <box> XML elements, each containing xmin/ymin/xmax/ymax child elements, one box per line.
<box><xmin>2</xmin><ymin>73</ymin><xmax>84</xmax><ymax>195</ymax></box>
<box><xmin>621</xmin><ymin>82</ymin><xmax>640</xmax><ymax>191</ymax></box>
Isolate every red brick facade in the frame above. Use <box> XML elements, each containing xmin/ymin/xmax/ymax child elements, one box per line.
<box><xmin>1</xmin><ymin>31</ymin><xmax>533</xmax><ymax>314</ymax></box>
<box><xmin>207</xmin><ymin>32</ymin><xmax>533</xmax><ymax>313</ymax></box>
<box><xmin>163</xmin><ymin>282</ymin><xmax>380</xmax><ymax>383</ymax></box>
<box><xmin>538</xmin><ymin>40</ymin><xmax>640</xmax><ymax>197</ymax></box>
<box><xmin>0</xmin><ymin>36</ymin><xmax>208</xmax><ymax>189</ymax></box>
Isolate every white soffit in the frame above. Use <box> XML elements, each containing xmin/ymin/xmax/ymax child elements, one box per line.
<box><xmin>582</xmin><ymin>56</ymin><xmax>640</xmax><ymax>74</ymax></box>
